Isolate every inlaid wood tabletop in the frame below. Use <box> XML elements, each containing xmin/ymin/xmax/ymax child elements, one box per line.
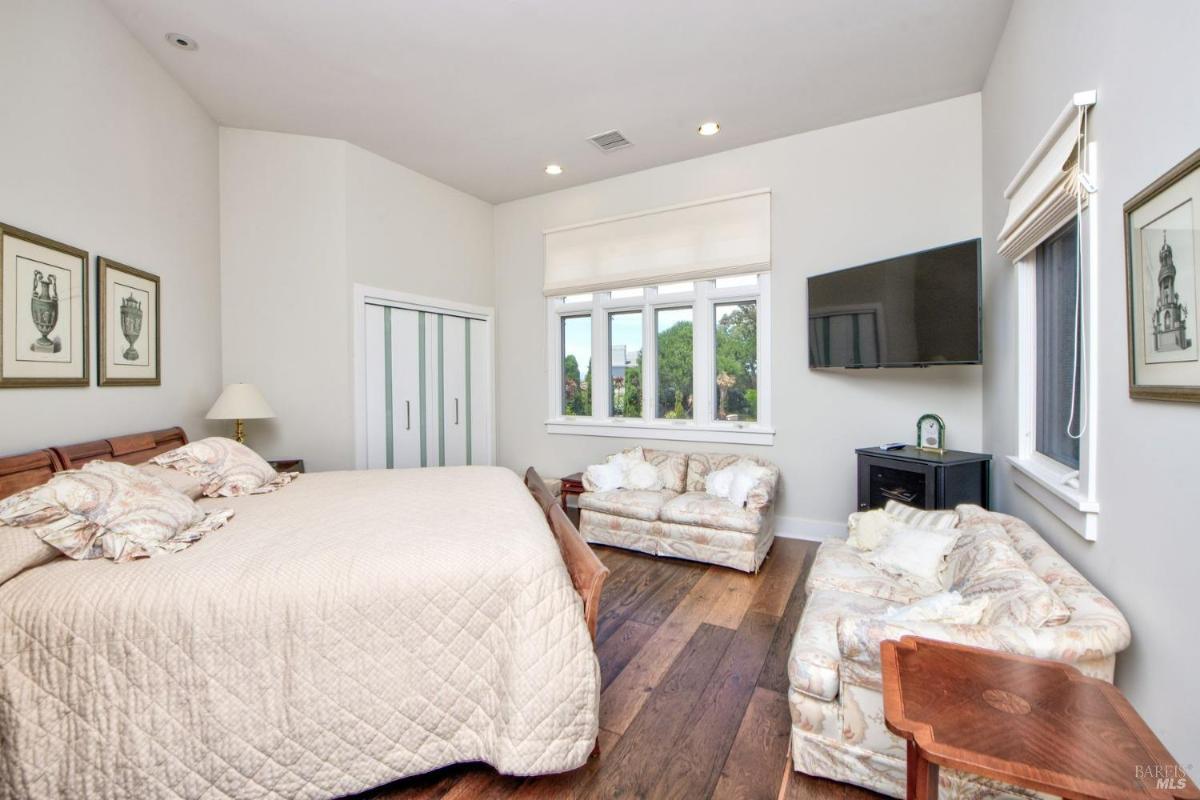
<box><xmin>882</xmin><ymin>636</ymin><xmax>1198</xmax><ymax>800</ymax></box>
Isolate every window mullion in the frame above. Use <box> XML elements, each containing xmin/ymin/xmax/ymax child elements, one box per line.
<box><xmin>642</xmin><ymin>301</ymin><xmax>656</xmax><ymax>421</ymax></box>
<box><xmin>591</xmin><ymin>301</ymin><xmax>607</xmax><ymax>420</ymax></box>
<box><xmin>694</xmin><ymin>281</ymin><xmax>715</xmax><ymax>425</ymax></box>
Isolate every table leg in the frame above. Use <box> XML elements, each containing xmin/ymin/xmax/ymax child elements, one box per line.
<box><xmin>907</xmin><ymin>741</ymin><xmax>939</xmax><ymax>800</ymax></box>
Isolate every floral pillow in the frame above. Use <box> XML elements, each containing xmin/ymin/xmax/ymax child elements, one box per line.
<box><xmin>950</xmin><ymin>537</ymin><xmax>1071</xmax><ymax>627</ymax></box>
<box><xmin>137</xmin><ymin>463</ymin><xmax>206</xmax><ymax>500</ymax></box>
<box><xmin>0</xmin><ymin>461</ymin><xmax>233</xmax><ymax>562</ymax></box>
<box><xmin>152</xmin><ymin>437</ymin><xmax>297</xmax><ymax>498</ymax></box>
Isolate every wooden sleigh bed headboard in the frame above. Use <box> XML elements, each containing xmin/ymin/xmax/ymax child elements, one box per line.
<box><xmin>0</xmin><ymin>427</ymin><xmax>189</xmax><ymax>501</ymax></box>
<box><xmin>0</xmin><ymin>430</ymin><xmax>608</xmax><ymax>644</ymax></box>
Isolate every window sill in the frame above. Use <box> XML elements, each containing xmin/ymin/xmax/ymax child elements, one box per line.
<box><xmin>545</xmin><ymin>418</ymin><xmax>775</xmax><ymax>446</ymax></box>
<box><xmin>1006</xmin><ymin>455</ymin><xmax>1099</xmax><ymax>541</ymax></box>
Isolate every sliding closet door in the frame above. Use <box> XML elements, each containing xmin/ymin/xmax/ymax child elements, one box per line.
<box><xmin>440</xmin><ymin>316</ymin><xmax>468</xmax><ymax>466</ymax></box>
<box><xmin>364</xmin><ymin>303</ymin><xmax>491</xmax><ymax>469</ymax></box>
<box><xmin>365</xmin><ymin>304</ymin><xmax>424</xmax><ymax>469</ymax></box>
<box><xmin>468</xmin><ymin>318</ymin><xmax>490</xmax><ymax>465</ymax></box>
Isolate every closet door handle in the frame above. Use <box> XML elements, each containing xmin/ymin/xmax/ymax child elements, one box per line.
<box><xmin>455</xmin><ymin>398</ymin><xmax>460</xmax><ymax>425</ymax></box>
<box><xmin>405</xmin><ymin>400</ymin><xmax>411</xmax><ymax>431</ymax></box>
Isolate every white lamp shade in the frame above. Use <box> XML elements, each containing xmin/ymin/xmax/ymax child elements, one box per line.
<box><xmin>206</xmin><ymin>383</ymin><xmax>276</xmax><ymax>420</ymax></box>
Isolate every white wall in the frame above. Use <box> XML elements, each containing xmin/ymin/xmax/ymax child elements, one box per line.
<box><xmin>219</xmin><ymin>131</ymin><xmax>493</xmax><ymax>470</ymax></box>
<box><xmin>219</xmin><ymin>129</ymin><xmax>349</xmax><ymax>465</ymax></box>
<box><xmin>981</xmin><ymin>0</ymin><xmax>1199</xmax><ymax>764</ymax></box>
<box><xmin>0</xmin><ymin>0</ymin><xmax>220</xmax><ymax>450</ymax></box>
<box><xmin>493</xmin><ymin>95</ymin><xmax>984</xmax><ymax>533</ymax></box>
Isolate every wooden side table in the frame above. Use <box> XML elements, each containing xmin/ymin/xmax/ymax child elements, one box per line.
<box><xmin>560</xmin><ymin>472</ymin><xmax>585</xmax><ymax>514</ymax></box>
<box><xmin>268</xmin><ymin>458</ymin><xmax>305</xmax><ymax>474</ymax></box>
<box><xmin>882</xmin><ymin>636</ymin><xmax>1198</xmax><ymax>800</ymax></box>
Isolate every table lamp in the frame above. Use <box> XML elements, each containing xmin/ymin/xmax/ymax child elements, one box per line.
<box><xmin>206</xmin><ymin>383</ymin><xmax>275</xmax><ymax>444</ymax></box>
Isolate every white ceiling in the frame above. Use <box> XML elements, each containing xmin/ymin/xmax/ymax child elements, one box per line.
<box><xmin>103</xmin><ymin>0</ymin><xmax>1012</xmax><ymax>204</ymax></box>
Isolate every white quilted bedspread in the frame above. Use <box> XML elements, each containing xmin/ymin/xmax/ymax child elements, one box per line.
<box><xmin>0</xmin><ymin>467</ymin><xmax>600</xmax><ymax>799</ymax></box>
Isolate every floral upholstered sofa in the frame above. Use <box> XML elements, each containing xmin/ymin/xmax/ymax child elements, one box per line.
<box><xmin>789</xmin><ymin>504</ymin><xmax>1131</xmax><ymax>799</ymax></box>
<box><xmin>578</xmin><ymin>449</ymin><xmax>780</xmax><ymax>572</ymax></box>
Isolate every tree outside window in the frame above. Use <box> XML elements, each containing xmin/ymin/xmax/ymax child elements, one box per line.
<box><xmin>562</xmin><ymin>315</ymin><xmax>592</xmax><ymax>416</ymax></box>
<box><xmin>656</xmin><ymin>307</ymin><xmax>693</xmax><ymax>419</ymax></box>
<box><xmin>715</xmin><ymin>302</ymin><xmax>757</xmax><ymax>421</ymax></box>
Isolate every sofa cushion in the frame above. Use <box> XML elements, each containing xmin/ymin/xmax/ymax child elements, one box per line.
<box><xmin>788</xmin><ymin>588</ymin><xmax>893</xmax><ymax>701</ymax></box>
<box><xmin>579</xmin><ymin>489</ymin><xmax>677</xmax><ymax>522</ymax></box>
<box><xmin>660</xmin><ymin>492</ymin><xmax>762</xmax><ymax>534</ymax></box>
<box><xmin>805</xmin><ymin>541</ymin><xmax>929</xmax><ymax>604</ymax></box>
<box><xmin>643</xmin><ymin>449</ymin><xmax>688</xmax><ymax>494</ymax></box>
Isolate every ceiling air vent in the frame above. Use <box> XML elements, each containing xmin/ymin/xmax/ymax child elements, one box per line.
<box><xmin>587</xmin><ymin>129</ymin><xmax>632</xmax><ymax>152</ymax></box>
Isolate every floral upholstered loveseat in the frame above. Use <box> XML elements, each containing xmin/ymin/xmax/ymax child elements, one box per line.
<box><xmin>578</xmin><ymin>449</ymin><xmax>780</xmax><ymax>572</ymax></box>
<box><xmin>789</xmin><ymin>504</ymin><xmax>1131</xmax><ymax>799</ymax></box>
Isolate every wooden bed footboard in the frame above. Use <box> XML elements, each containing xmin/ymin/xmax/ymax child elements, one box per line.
<box><xmin>524</xmin><ymin>467</ymin><xmax>608</xmax><ymax>642</ymax></box>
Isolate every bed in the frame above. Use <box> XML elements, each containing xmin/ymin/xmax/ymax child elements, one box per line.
<box><xmin>0</xmin><ymin>427</ymin><xmax>607</xmax><ymax>800</ymax></box>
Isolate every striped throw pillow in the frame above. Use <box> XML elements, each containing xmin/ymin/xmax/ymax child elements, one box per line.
<box><xmin>884</xmin><ymin>500</ymin><xmax>958</xmax><ymax>530</ymax></box>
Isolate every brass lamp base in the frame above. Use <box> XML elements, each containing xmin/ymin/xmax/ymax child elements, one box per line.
<box><xmin>233</xmin><ymin>418</ymin><xmax>245</xmax><ymax>444</ymax></box>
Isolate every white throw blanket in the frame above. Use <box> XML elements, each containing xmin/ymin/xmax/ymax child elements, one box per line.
<box><xmin>0</xmin><ymin>467</ymin><xmax>599</xmax><ymax>799</ymax></box>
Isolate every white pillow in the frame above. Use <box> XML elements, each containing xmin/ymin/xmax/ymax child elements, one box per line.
<box><xmin>883</xmin><ymin>591</ymin><xmax>989</xmax><ymax>624</ymax></box>
<box><xmin>705</xmin><ymin>460</ymin><xmax>769</xmax><ymax>508</ymax></box>
<box><xmin>866</xmin><ymin>525</ymin><xmax>960</xmax><ymax>590</ymax></box>
<box><xmin>585</xmin><ymin>460</ymin><xmax>624</xmax><ymax>492</ymax></box>
<box><xmin>846</xmin><ymin>509</ymin><xmax>894</xmax><ymax>550</ymax></box>
<box><xmin>705</xmin><ymin>465</ymin><xmax>736</xmax><ymax>501</ymax></box>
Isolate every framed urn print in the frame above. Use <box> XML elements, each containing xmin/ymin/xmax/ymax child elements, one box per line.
<box><xmin>0</xmin><ymin>222</ymin><xmax>89</xmax><ymax>388</ymax></box>
<box><xmin>98</xmin><ymin>257</ymin><xmax>160</xmax><ymax>386</ymax></box>
<box><xmin>1125</xmin><ymin>148</ymin><xmax>1200</xmax><ymax>401</ymax></box>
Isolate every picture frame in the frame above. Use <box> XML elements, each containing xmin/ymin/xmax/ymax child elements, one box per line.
<box><xmin>98</xmin><ymin>257</ymin><xmax>161</xmax><ymax>386</ymax></box>
<box><xmin>1125</xmin><ymin>148</ymin><xmax>1200</xmax><ymax>402</ymax></box>
<box><xmin>0</xmin><ymin>222</ymin><xmax>89</xmax><ymax>388</ymax></box>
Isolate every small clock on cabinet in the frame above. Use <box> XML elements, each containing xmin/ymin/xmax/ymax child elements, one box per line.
<box><xmin>916</xmin><ymin>413</ymin><xmax>945</xmax><ymax>453</ymax></box>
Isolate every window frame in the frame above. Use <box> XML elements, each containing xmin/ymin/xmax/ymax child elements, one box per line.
<box><xmin>1009</xmin><ymin>146</ymin><xmax>1100</xmax><ymax>541</ymax></box>
<box><xmin>545</xmin><ymin>274</ymin><xmax>773</xmax><ymax>445</ymax></box>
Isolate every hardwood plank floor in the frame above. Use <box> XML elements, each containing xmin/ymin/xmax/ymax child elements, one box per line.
<box><xmin>355</xmin><ymin>539</ymin><xmax>886</xmax><ymax>800</ymax></box>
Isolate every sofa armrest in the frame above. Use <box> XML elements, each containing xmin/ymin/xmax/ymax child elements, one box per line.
<box><xmin>745</xmin><ymin>465</ymin><xmax>780</xmax><ymax>515</ymax></box>
<box><xmin>836</xmin><ymin>613</ymin><xmax>1131</xmax><ymax>679</ymax></box>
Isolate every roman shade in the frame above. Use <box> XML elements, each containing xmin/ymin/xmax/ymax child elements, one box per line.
<box><xmin>998</xmin><ymin>93</ymin><xmax>1095</xmax><ymax>261</ymax></box>
<box><xmin>543</xmin><ymin>190</ymin><xmax>770</xmax><ymax>297</ymax></box>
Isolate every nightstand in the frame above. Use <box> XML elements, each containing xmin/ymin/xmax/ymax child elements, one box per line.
<box><xmin>560</xmin><ymin>472</ymin><xmax>585</xmax><ymax>525</ymax></box>
<box><xmin>269</xmin><ymin>458</ymin><xmax>305</xmax><ymax>474</ymax></box>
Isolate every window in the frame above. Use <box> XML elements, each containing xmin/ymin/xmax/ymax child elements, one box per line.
<box><xmin>714</xmin><ymin>302</ymin><xmax>757</xmax><ymax>422</ymax></box>
<box><xmin>609</xmin><ymin>310</ymin><xmax>642</xmax><ymax>417</ymax></box>
<box><xmin>656</xmin><ymin>307</ymin><xmax>693</xmax><ymax>419</ymax></box>
<box><xmin>560</xmin><ymin>315</ymin><xmax>592</xmax><ymax>416</ymax></box>
<box><xmin>547</xmin><ymin>276</ymin><xmax>771</xmax><ymax>444</ymax></box>
<box><xmin>1035</xmin><ymin>221</ymin><xmax>1081</xmax><ymax>469</ymax></box>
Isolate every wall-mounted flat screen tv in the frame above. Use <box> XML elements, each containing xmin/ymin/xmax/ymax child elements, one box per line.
<box><xmin>807</xmin><ymin>238</ymin><xmax>981</xmax><ymax>368</ymax></box>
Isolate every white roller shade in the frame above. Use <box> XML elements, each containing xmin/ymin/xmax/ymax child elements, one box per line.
<box><xmin>543</xmin><ymin>190</ymin><xmax>770</xmax><ymax>296</ymax></box>
<box><xmin>998</xmin><ymin>95</ymin><xmax>1093</xmax><ymax>260</ymax></box>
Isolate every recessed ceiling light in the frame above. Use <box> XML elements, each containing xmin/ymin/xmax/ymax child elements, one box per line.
<box><xmin>165</xmin><ymin>32</ymin><xmax>198</xmax><ymax>51</ymax></box>
<box><xmin>698</xmin><ymin>121</ymin><xmax>721</xmax><ymax>136</ymax></box>
<box><xmin>545</xmin><ymin>164</ymin><xmax>563</xmax><ymax>176</ymax></box>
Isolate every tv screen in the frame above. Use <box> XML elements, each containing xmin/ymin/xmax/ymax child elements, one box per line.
<box><xmin>807</xmin><ymin>239</ymin><xmax>981</xmax><ymax>368</ymax></box>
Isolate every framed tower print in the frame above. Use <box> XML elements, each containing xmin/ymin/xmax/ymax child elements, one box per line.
<box><xmin>0</xmin><ymin>222</ymin><xmax>89</xmax><ymax>388</ymax></box>
<box><xmin>1125</xmin><ymin>148</ymin><xmax>1200</xmax><ymax>401</ymax></box>
<box><xmin>98</xmin><ymin>257</ymin><xmax>160</xmax><ymax>386</ymax></box>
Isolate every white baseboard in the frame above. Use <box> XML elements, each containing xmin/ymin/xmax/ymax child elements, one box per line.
<box><xmin>774</xmin><ymin>514</ymin><xmax>847</xmax><ymax>542</ymax></box>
